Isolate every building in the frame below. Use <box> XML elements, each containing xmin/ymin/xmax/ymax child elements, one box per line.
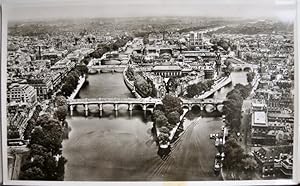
<box><xmin>152</xmin><ymin>66</ymin><xmax>182</xmax><ymax>77</ymax></box>
<box><xmin>253</xmin><ymin>145</ymin><xmax>293</xmax><ymax>179</ymax></box>
<box><xmin>204</xmin><ymin>66</ymin><xmax>215</xmax><ymax>79</ymax></box>
<box><xmin>250</xmin><ymin>102</ymin><xmax>275</xmax><ymax>145</ymax></box>
<box><xmin>188</xmin><ymin>31</ymin><xmax>203</xmax><ymax>46</ymax></box>
<box><xmin>27</xmin><ymin>76</ymin><xmax>53</xmax><ymax>101</ymax></box>
<box><xmin>51</xmin><ymin>72</ymin><xmax>63</xmax><ymax>91</ymax></box>
<box><xmin>7</xmin><ymin>83</ymin><xmax>37</xmax><ymax>106</ymax></box>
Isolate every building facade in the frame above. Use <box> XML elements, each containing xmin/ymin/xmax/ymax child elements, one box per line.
<box><xmin>7</xmin><ymin>83</ymin><xmax>37</xmax><ymax>106</ymax></box>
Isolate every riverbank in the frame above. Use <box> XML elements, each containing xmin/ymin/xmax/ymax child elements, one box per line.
<box><xmin>195</xmin><ymin>75</ymin><xmax>232</xmax><ymax>99</ymax></box>
<box><xmin>156</xmin><ymin>109</ymin><xmax>189</xmax><ymax>148</ymax></box>
<box><xmin>123</xmin><ymin>67</ymin><xmax>142</xmax><ymax>98</ymax></box>
<box><xmin>67</xmin><ymin>75</ymin><xmax>86</xmax><ymax>100</ymax></box>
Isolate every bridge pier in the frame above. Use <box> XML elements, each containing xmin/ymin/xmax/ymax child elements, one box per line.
<box><xmin>70</xmin><ymin>105</ymin><xmax>74</xmax><ymax>116</ymax></box>
<box><xmin>200</xmin><ymin>104</ymin><xmax>204</xmax><ymax>111</ymax></box>
<box><xmin>114</xmin><ymin>104</ymin><xmax>118</xmax><ymax>111</ymax></box>
<box><xmin>98</xmin><ymin>104</ymin><xmax>103</xmax><ymax>117</ymax></box>
<box><xmin>128</xmin><ymin>104</ymin><xmax>133</xmax><ymax>111</ymax></box>
<box><xmin>84</xmin><ymin>104</ymin><xmax>89</xmax><ymax>117</ymax></box>
<box><xmin>142</xmin><ymin>104</ymin><xmax>147</xmax><ymax>111</ymax></box>
<box><xmin>142</xmin><ymin>104</ymin><xmax>147</xmax><ymax>118</ymax></box>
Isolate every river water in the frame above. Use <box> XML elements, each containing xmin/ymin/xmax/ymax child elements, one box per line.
<box><xmin>62</xmin><ymin>72</ymin><xmax>247</xmax><ymax>181</ymax></box>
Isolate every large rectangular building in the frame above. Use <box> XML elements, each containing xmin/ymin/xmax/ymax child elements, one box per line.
<box><xmin>7</xmin><ymin>83</ymin><xmax>37</xmax><ymax>106</ymax></box>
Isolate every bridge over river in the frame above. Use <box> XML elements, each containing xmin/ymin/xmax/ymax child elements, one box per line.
<box><xmin>67</xmin><ymin>97</ymin><xmax>225</xmax><ymax>117</ymax></box>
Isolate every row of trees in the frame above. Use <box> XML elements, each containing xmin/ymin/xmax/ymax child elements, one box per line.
<box><xmin>223</xmin><ymin>138</ymin><xmax>258</xmax><ymax>179</ymax></box>
<box><xmin>134</xmin><ymin>73</ymin><xmax>157</xmax><ymax>97</ymax></box>
<box><xmin>89</xmin><ymin>36</ymin><xmax>133</xmax><ymax>59</ymax></box>
<box><xmin>153</xmin><ymin>95</ymin><xmax>183</xmax><ymax>145</ymax></box>
<box><xmin>186</xmin><ymin>80</ymin><xmax>214</xmax><ymax>98</ymax></box>
<box><xmin>223</xmin><ymin>84</ymin><xmax>251</xmax><ymax>132</ymax></box>
<box><xmin>223</xmin><ymin>59</ymin><xmax>234</xmax><ymax>76</ymax></box>
<box><xmin>210</xmin><ymin>37</ymin><xmax>234</xmax><ymax>51</ymax></box>
<box><xmin>20</xmin><ymin>96</ymin><xmax>69</xmax><ymax>180</ymax></box>
<box><xmin>125</xmin><ymin>66</ymin><xmax>135</xmax><ymax>81</ymax></box>
<box><xmin>60</xmin><ymin>63</ymin><xmax>89</xmax><ymax>97</ymax></box>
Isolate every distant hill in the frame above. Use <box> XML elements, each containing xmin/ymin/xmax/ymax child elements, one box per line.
<box><xmin>213</xmin><ymin>20</ymin><xmax>293</xmax><ymax>35</ymax></box>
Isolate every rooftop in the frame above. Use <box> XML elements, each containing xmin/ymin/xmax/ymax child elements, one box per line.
<box><xmin>253</xmin><ymin>111</ymin><xmax>267</xmax><ymax>125</ymax></box>
<box><xmin>152</xmin><ymin>66</ymin><xmax>182</xmax><ymax>71</ymax></box>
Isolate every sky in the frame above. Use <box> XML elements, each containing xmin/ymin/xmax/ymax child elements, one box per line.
<box><xmin>4</xmin><ymin>0</ymin><xmax>296</xmax><ymax>22</ymax></box>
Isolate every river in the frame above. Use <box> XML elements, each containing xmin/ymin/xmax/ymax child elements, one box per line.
<box><xmin>62</xmin><ymin>72</ymin><xmax>247</xmax><ymax>181</ymax></box>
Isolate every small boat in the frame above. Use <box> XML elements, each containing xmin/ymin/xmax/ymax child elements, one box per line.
<box><xmin>88</xmin><ymin>69</ymin><xmax>98</xmax><ymax>74</ymax></box>
<box><xmin>214</xmin><ymin>157</ymin><xmax>222</xmax><ymax>172</ymax></box>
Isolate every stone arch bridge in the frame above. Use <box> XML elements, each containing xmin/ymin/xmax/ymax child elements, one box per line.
<box><xmin>67</xmin><ymin>97</ymin><xmax>225</xmax><ymax>117</ymax></box>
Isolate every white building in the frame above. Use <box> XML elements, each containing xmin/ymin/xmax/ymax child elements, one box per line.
<box><xmin>8</xmin><ymin>83</ymin><xmax>37</xmax><ymax>106</ymax></box>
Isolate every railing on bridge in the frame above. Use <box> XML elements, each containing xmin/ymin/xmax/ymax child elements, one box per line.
<box><xmin>67</xmin><ymin>97</ymin><xmax>225</xmax><ymax>117</ymax></box>
<box><xmin>67</xmin><ymin>97</ymin><xmax>224</xmax><ymax>105</ymax></box>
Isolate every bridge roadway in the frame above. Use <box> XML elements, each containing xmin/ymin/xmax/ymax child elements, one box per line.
<box><xmin>67</xmin><ymin>97</ymin><xmax>224</xmax><ymax>117</ymax></box>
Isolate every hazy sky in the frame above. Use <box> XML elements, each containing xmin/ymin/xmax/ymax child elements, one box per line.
<box><xmin>5</xmin><ymin>0</ymin><xmax>296</xmax><ymax>22</ymax></box>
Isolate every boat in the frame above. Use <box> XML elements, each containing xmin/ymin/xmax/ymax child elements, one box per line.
<box><xmin>159</xmin><ymin>142</ymin><xmax>170</xmax><ymax>149</ymax></box>
<box><xmin>214</xmin><ymin>157</ymin><xmax>222</xmax><ymax>172</ymax></box>
<box><xmin>88</xmin><ymin>69</ymin><xmax>98</xmax><ymax>74</ymax></box>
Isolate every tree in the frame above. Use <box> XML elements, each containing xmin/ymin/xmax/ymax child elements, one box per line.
<box><xmin>36</xmin><ymin>114</ymin><xmax>51</xmax><ymax>127</ymax></box>
<box><xmin>234</xmin><ymin>84</ymin><xmax>250</xmax><ymax>99</ymax></box>
<box><xmin>167</xmin><ymin>111</ymin><xmax>180</xmax><ymax>126</ymax></box>
<box><xmin>217</xmin><ymin>39</ymin><xmax>230</xmax><ymax>51</ymax></box>
<box><xmin>226</xmin><ymin>90</ymin><xmax>243</xmax><ymax>104</ymax></box>
<box><xmin>246</xmin><ymin>72</ymin><xmax>255</xmax><ymax>84</ymax></box>
<box><xmin>112</xmin><ymin>43</ymin><xmax>119</xmax><ymax>51</ymax></box>
<box><xmin>186</xmin><ymin>84</ymin><xmax>199</xmax><ymax>98</ymax></box>
<box><xmin>134</xmin><ymin>74</ymin><xmax>152</xmax><ymax>97</ymax></box>
<box><xmin>24</xmin><ymin>119</ymin><xmax>36</xmax><ymax>140</ymax></box>
<box><xmin>162</xmin><ymin>95</ymin><xmax>183</xmax><ymax>115</ymax></box>
<box><xmin>155</xmin><ymin>114</ymin><xmax>169</xmax><ymax>128</ymax></box>
<box><xmin>30</xmin><ymin>144</ymin><xmax>49</xmax><ymax>156</ymax></box>
<box><xmin>223</xmin><ymin>138</ymin><xmax>246</xmax><ymax>174</ymax></box>
<box><xmin>242</xmin><ymin>156</ymin><xmax>258</xmax><ymax>179</ymax></box>
<box><xmin>55</xmin><ymin>96</ymin><xmax>67</xmax><ymax>107</ymax></box>
<box><xmin>75</xmin><ymin>64</ymin><xmax>88</xmax><ymax>76</ymax></box>
<box><xmin>159</xmin><ymin>126</ymin><xmax>170</xmax><ymax>135</ymax></box>
<box><xmin>20</xmin><ymin>166</ymin><xmax>45</xmax><ymax>180</ymax></box>
<box><xmin>56</xmin><ymin>156</ymin><xmax>67</xmax><ymax>181</ymax></box>
<box><xmin>7</xmin><ymin>124</ymin><xmax>20</xmax><ymax>139</ymax></box>
<box><xmin>31</xmin><ymin>119</ymin><xmax>63</xmax><ymax>155</ymax></box>
<box><xmin>223</xmin><ymin>99</ymin><xmax>242</xmax><ymax>131</ymax></box>
<box><xmin>126</xmin><ymin>66</ymin><xmax>135</xmax><ymax>81</ymax></box>
<box><xmin>167</xmin><ymin>77</ymin><xmax>179</xmax><ymax>93</ymax></box>
<box><xmin>54</xmin><ymin>106</ymin><xmax>68</xmax><ymax>121</ymax></box>
<box><xmin>152</xmin><ymin>110</ymin><xmax>165</xmax><ymax>121</ymax></box>
<box><xmin>157</xmin><ymin>133</ymin><xmax>169</xmax><ymax>145</ymax></box>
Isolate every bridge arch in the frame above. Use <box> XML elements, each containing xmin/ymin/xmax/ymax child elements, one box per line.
<box><xmin>243</xmin><ymin>67</ymin><xmax>252</xmax><ymax>72</ymax></box>
<box><xmin>216</xmin><ymin>104</ymin><xmax>224</xmax><ymax>113</ymax></box>
<box><xmin>191</xmin><ymin>104</ymin><xmax>202</xmax><ymax>112</ymax></box>
<box><xmin>182</xmin><ymin>104</ymin><xmax>191</xmax><ymax>111</ymax></box>
<box><xmin>205</xmin><ymin>104</ymin><xmax>215</xmax><ymax>113</ymax></box>
<box><xmin>154</xmin><ymin>103</ymin><xmax>164</xmax><ymax>111</ymax></box>
<box><xmin>235</xmin><ymin>67</ymin><xmax>242</xmax><ymax>72</ymax></box>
